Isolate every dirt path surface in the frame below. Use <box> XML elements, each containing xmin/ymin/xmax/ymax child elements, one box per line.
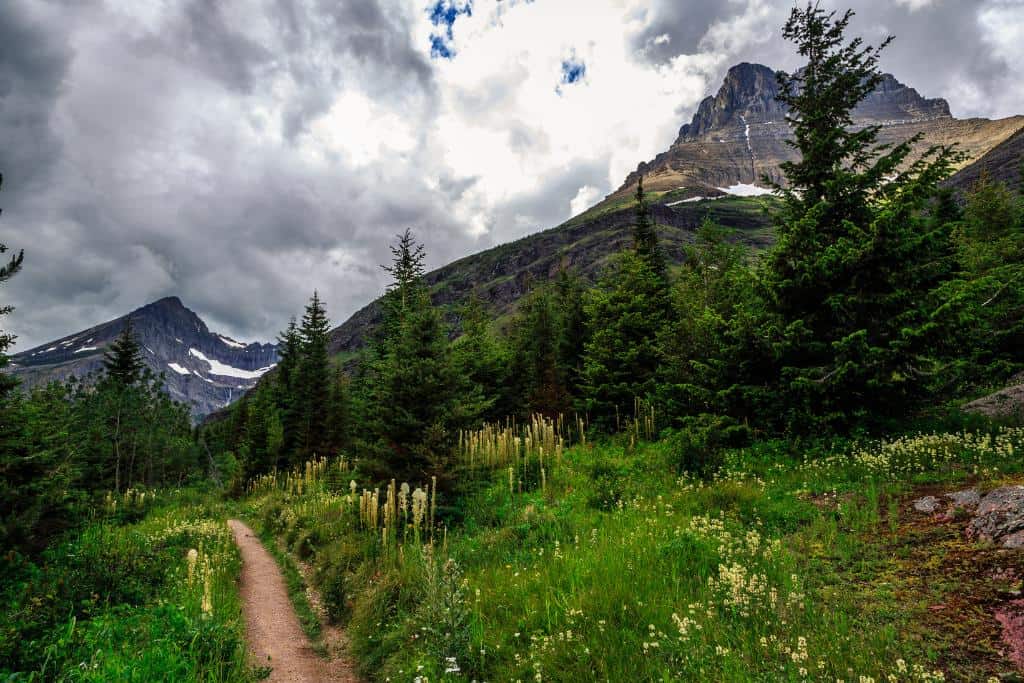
<box><xmin>228</xmin><ymin>519</ymin><xmax>359</xmax><ymax>683</ymax></box>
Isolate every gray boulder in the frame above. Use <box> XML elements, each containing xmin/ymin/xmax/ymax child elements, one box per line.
<box><xmin>968</xmin><ymin>486</ymin><xmax>1024</xmax><ymax>548</ymax></box>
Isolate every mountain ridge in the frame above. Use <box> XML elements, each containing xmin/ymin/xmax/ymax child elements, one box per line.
<box><xmin>9</xmin><ymin>296</ymin><xmax>278</xmax><ymax>419</ymax></box>
<box><xmin>616</xmin><ymin>62</ymin><xmax>1022</xmax><ymax>200</ymax></box>
<box><xmin>325</xmin><ymin>63</ymin><xmax>1023</xmax><ymax>357</ymax></box>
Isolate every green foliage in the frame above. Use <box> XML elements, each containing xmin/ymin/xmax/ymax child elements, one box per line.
<box><xmin>453</xmin><ymin>294</ymin><xmax>509</xmax><ymax>423</ymax></box>
<box><xmin>658</xmin><ymin>220</ymin><xmax>768</xmax><ymax>423</ymax></box>
<box><xmin>294</xmin><ymin>291</ymin><xmax>333</xmax><ymax>463</ymax></box>
<box><xmin>758</xmin><ymin>4</ymin><xmax>961</xmax><ymax>430</ymax></box>
<box><xmin>508</xmin><ymin>282</ymin><xmax>569</xmax><ymax>418</ymax></box>
<box><xmin>1</xmin><ymin>497</ymin><xmax>253</xmax><ymax>681</ymax></box>
<box><xmin>935</xmin><ymin>172</ymin><xmax>1024</xmax><ymax>389</ymax></box>
<box><xmin>102</xmin><ymin>317</ymin><xmax>146</xmax><ymax>388</ymax></box>
<box><xmin>582</xmin><ymin>251</ymin><xmax>670</xmax><ymax>430</ymax></box>
<box><xmin>361</xmin><ymin>230</ymin><xmax>482</xmax><ymax>484</ymax></box>
<box><xmin>2</xmin><ymin>368</ymin><xmax>196</xmax><ymax>552</ymax></box>
<box><xmin>250</xmin><ymin>425</ymin><xmax>1024</xmax><ymax>682</ymax></box>
<box><xmin>631</xmin><ymin>176</ymin><xmax>667</xmax><ymax>280</ymax></box>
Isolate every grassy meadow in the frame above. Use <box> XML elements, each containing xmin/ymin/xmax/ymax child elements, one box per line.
<box><xmin>241</xmin><ymin>418</ymin><xmax>1024</xmax><ymax>682</ymax></box>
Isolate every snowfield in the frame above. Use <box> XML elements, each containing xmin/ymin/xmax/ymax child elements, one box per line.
<box><xmin>188</xmin><ymin>348</ymin><xmax>275</xmax><ymax>380</ymax></box>
<box><xmin>167</xmin><ymin>362</ymin><xmax>191</xmax><ymax>375</ymax></box>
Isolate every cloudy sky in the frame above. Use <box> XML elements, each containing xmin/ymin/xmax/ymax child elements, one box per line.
<box><xmin>2</xmin><ymin>0</ymin><xmax>1022</xmax><ymax>349</ymax></box>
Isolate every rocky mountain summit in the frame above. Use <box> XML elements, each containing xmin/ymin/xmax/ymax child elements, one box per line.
<box><xmin>618</xmin><ymin>62</ymin><xmax>1022</xmax><ymax>198</ymax></box>
<box><xmin>8</xmin><ymin>297</ymin><xmax>277</xmax><ymax>419</ymax></box>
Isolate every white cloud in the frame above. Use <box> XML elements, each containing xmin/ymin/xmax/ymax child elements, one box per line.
<box><xmin>570</xmin><ymin>185</ymin><xmax>602</xmax><ymax>216</ymax></box>
<box><xmin>3</xmin><ymin>0</ymin><xmax>1022</xmax><ymax>348</ymax></box>
<box><xmin>895</xmin><ymin>0</ymin><xmax>937</xmax><ymax>10</ymax></box>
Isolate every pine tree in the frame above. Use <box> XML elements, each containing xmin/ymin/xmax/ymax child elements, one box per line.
<box><xmin>658</xmin><ymin>220</ymin><xmax>764</xmax><ymax>422</ymax></box>
<box><xmin>632</xmin><ymin>176</ymin><xmax>667</xmax><ymax>280</ymax></box>
<box><xmin>373</xmin><ymin>232</ymin><xmax>465</xmax><ymax>482</ymax></box>
<box><xmin>508</xmin><ymin>281</ymin><xmax>573</xmax><ymax>418</ymax></box>
<box><xmin>102</xmin><ymin>317</ymin><xmax>145</xmax><ymax>387</ymax></box>
<box><xmin>581</xmin><ymin>252</ymin><xmax>670</xmax><ymax>430</ymax></box>
<box><xmin>760</xmin><ymin>4</ymin><xmax>960</xmax><ymax>428</ymax></box>
<box><xmin>324</xmin><ymin>363</ymin><xmax>351</xmax><ymax>455</ymax></box>
<box><xmin>452</xmin><ymin>293</ymin><xmax>507</xmax><ymax>423</ymax></box>
<box><xmin>380</xmin><ymin>228</ymin><xmax>427</xmax><ymax>342</ymax></box>
<box><xmin>294</xmin><ymin>291</ymin><xmax>331</xmax><ymax>463</ymax></box>
<box><xmin>554</xmin><ymin>268</ymin><xmax>588</xmax><ymax>400</ymax></box>
<box><xmin>274</xmin><ymin>317</ymin><xmax>301</xmax><ymax>464</ymax></box>
<box><xmin>937</xmin><ymin>173</ymin><xmax>1024</xmax><ymax>386</ymax></box>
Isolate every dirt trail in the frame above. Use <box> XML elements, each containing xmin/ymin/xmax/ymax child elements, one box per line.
<box><xmin>228</xmin><ymin>519</ymin><xmax>359</xmax><ymax>683</ymax></box>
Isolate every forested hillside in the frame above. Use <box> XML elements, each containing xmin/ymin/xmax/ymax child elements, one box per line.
<box><xmin>2</xmin><ymin>4</ymin><xmax>1024</xmax><ymax>682</ymax></box>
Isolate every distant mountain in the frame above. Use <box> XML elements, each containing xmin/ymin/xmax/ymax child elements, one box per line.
<box><xmin>615</xmin><ymin>62</ymin><xmax>1023</xmax><ymax>201</ymax></box>
<box><xmin>8</xmin><ymin>297</ymin><xmax>277</xmax><ymax>419</ymax></box>
<box><xmin>325</xmin><ymin>63</ymin><xmax>1023</xmax><ymax>356</ymax></box>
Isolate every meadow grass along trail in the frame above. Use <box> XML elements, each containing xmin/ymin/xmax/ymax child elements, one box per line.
<box><xmin>227</xmin><ymin>519</ymin><xmax>359</xmax><ymax>683</ymax></box>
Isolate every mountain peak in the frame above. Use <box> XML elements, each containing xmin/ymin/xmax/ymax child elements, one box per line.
<box><xmin>9</xmin><ymin>297</ymin><xmax>278</xmax><ymax>420</ymax></box>
<box><xmin>147</xmin><ymin>295</ymin><xmax>186</xmax><ymax>309</ymax></box>
<box><xmin>676</xmin><ymin>63</ymin><xmax>784</xmax><ymax>143</ymax></box>
<box><xmin>675</xmin><ymin>63</ymin><xmax>952</xmax><ymax>145</ymax></box>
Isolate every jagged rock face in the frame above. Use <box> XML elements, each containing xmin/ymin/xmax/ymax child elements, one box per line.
<box><xmin>619</xmin><ymin>62</ymin><xmax>1023</xmax><ymax>198</ymax></box>
<box><xmin>855</xmin><ymin>73</ymin><xmax>951</xmax><ymax>123</ymax></box>
<box><xmin>8</xmin><ymin>297</ymin><xmax>277</xmax><ymax>420</ymax></box>
<box><xmin>677</xmin><ymin>63</ymin><xmax>787</xmax><ymax>142</ymax></box>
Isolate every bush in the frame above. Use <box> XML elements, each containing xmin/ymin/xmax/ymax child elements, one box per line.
<box><xmin>663</xmin><ymin>414</ymin><xmax>749</xmax><ymax>477</ymax></box>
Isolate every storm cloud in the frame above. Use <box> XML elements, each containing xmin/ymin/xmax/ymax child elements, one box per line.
<box><xmin>1</xmin><ymin>0</ymin><xmax>1021</xmax><ymax>349</ymax></box>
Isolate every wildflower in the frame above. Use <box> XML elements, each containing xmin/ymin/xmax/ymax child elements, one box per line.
<box><xmin>187</xmin><ymin>548</ymin><xmax>198</xmax><ymax>583</ymax></box>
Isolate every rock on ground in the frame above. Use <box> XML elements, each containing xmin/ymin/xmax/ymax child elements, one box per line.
<box><xmin>963</xmin><ymin>373</ymin><xmax>1024</xmax><ymax>420</ymax></box>
<box><xmin>968</xmin><ymin>486</ymin><xmax>1024</xmax><ymax>549</ymax></box>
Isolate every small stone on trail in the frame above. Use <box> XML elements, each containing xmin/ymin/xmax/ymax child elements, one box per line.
<box><xmin>914</xmin><ymin>496</ymin><xmax>941</xmax><ymax>513</ymax></box>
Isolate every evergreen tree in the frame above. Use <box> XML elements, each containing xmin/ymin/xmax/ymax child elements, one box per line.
<box><xmin>274</xmin><ymin>317</ymin><xmax>301</xmax><ymax>463</ymax></box>
<box><xmin>554</xmin><ymin>268</ymin><xmax>588</xmax><ymax>401</ymax></box>
<box><xmin>324</xmin><ymin>363</ymin><xmax>351</xmax><ymax>455</ymax></box>
<box><xmin>759</xmin><ymin>3</ymin><xmax>960</xmax><ymax>428</ymax></box>
<box><xmin>452</xmin><ymin>293</ymin><xmax>507</xmax><ymax>423</ymax></box>
<box><xmin>936</xmin><ymin>172</ymin><xmax>1024</xmax><ymax>386</ymax></box>
<box><xmin>508</xmin><ymin>283</ymin><xmax>566</xmax><ymax>418</ymax></box>
<box><xmin>381</xmin><ymin>228</ymin><xmax>427</xmax><ymax>342</ymax></box>
<box><xmin>632</xmin><ymin>176</ymin><xmax>667</xmax><ymax>281</ymax></box>
<box><xmin>102</xmin><ymin>317</ymin><xmax>145</xmax><ymax>387</ymax></box>
<box><xmin>581</xmin><ymin>252</ymin><xmax>670</xmax><ymax>430</ymax></box>
<box><xmin>373</xmin><ymin>231</ymin><xmax>467</xmax><ymax>482</ymax></box>
<box><xmin>658</xmin><ymin>220</ymin><xmax>766</xmax><ymax>422</ymax></box>
<box><xmin>580</xmin><ymin>178</ymin><xmax>672</xmax><ymax>430</ymax></box>
<box><xmin>294</xmin><ymin>291</ymin><xmax>332</xmax><ymax>463</ymax></box>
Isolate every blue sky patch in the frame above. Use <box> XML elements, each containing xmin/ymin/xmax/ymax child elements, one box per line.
<box><xmin>556</xmin><ymin>53</ymin><xmax>586</xmax><ymax>95</ymax></box>
<box><xmin>428</xmin><ymin>0</ymin><xmax>472</xmax><ymax>60</ymax></box>
<box><xmin>561</xmin><ymin>58</ymin><xmax>586</xmax><ymax>84</ymax></box>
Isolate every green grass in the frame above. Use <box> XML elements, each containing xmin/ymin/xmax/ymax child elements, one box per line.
<box><xmin>248</xmin><ymin>425</ymin><xmax>1024</xmax><ymax>682</ymax></box>
<box><xmin>1</xmin><ymin>492</ymin><xmax>258</xmax><ymax>681</ymax></box>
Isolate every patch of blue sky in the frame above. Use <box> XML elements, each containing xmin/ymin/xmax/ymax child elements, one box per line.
<box><xmin>555</xmin><ymin>53</ymin><xmax>586</xmax><ymax>95</ymax></box>
<box><xmin>428</xmin><ymin>0</ymin><xmax>472</xmax><ymax>59</ymax></box>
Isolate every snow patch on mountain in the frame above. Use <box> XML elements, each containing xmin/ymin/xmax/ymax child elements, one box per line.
<box><xmin>718</xmin><ymin>183</ymin><xmax>775</xmax><ymax>197</ymax></box>
<box><xmin>188</xmin><ymin>348</ymin><xmax>275</xmax><ymax>380</ymax></box>
<box><xmin>167</xmin><ymin>362</ymin><xmax>190</xmax><ymax>375</ymax></box>
<box><xmin>218</xmin><ymin>335</ymin><xmax>247</xmax><ymax>349</ymax></box>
